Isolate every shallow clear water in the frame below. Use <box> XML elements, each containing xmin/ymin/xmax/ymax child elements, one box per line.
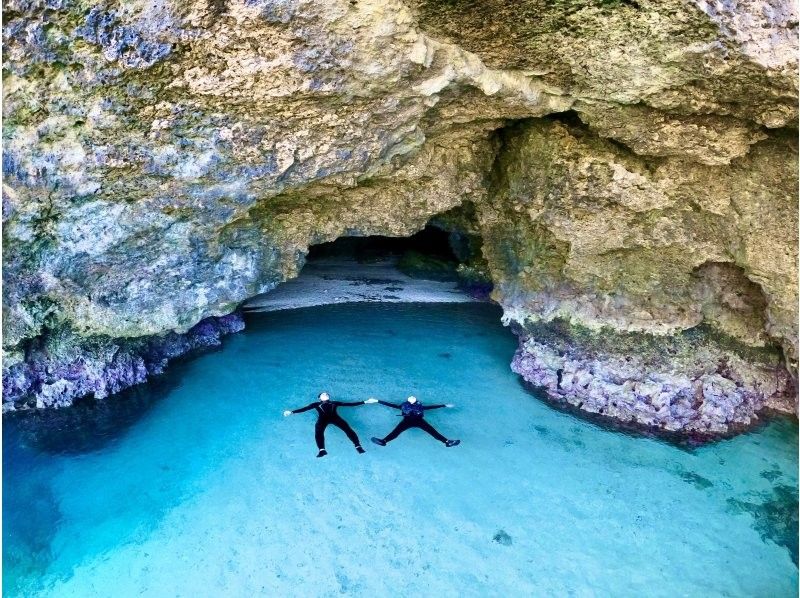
<box><xmin>4</xmin><ymin>303</ymin><xmax>798</xmax><ymax>597</ymax></box>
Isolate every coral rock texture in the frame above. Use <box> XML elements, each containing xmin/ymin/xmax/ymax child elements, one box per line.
<box><xmin>3</xmin><ymin>0</ymin><xmax>797</xmax><ymax>432</ymax></box>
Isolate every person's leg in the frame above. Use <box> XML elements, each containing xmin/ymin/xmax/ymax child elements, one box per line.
<box><xmin>315</xmin><ymin>420</ymin><xmax>328</xmax><ymax>450</ymax></box>
<box><xmin>331</xmin><ymin>417</ymin><xmax>362</xmax><ymax>448</ymax></box>
<box><xmin>415</xmin><ymin>419</ymin><xmax>449</xmax><ymax>443</ymax></box>
<box><xmin>383</xmin><ymin>419</ymin><xmax>413</xmax><ymax>443</ymax></box>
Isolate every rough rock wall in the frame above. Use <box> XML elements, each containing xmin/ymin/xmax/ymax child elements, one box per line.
<box><xmin>3</xmin><ymin>0</ymin><xmax>798</xmax><ymax>432</ymax></box>
<box><xmin>411</xmin><ymin>0</ymin><xmax>797</xmax><ymax>126</ymax></box>
<box><xmin>482</xmin><ymin>118</ymin><xmax>797</xmax><ymax>360</ymax></box>
<box><xmin>476</xmin><ymin>117</ymin><xmax>797</xmax><ymax>433</ymax></box>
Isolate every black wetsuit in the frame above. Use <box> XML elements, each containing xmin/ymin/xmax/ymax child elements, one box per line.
<box><xmin>291</xmin><ymin>400</ymin><xmax>365</xmax><ymax>450</ymax></box>
<box><xmin>377</xmin><ymin>400</ymin><xmax>449</xmax><ymax>443</ymax></box>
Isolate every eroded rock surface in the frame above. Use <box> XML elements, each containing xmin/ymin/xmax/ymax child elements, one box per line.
<box><xmin>3</xmin><ymin>0</ymin><xmax>797</xmax><ymax>432</ymax></box>
<box><xmin>511</xmin><ymin>321</ymin><xmax>792</xmax><ymax>434</ymax></box>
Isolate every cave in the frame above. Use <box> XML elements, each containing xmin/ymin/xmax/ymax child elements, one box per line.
<box><xmin>306</xmin><ymin>225</ymin><xmax>460</xmax><ymax>269</ymax></box>
<box><xmin>243</xmin><ymin>222</ymin><xmax>493</xmax><ymax>312</ymax></box>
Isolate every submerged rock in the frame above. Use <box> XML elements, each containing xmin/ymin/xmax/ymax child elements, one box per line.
<box><xmin>2</xmin><ymin>0</ymin><xmax>797</xmax><ymax>430</ymax></box>
<box><xmin>727</xmin><ymin>484</ymin><xmax>800</xmax><ymax>566</ymax></box>
<box><xmin>511</xmin><ymin>320</ymin><xmax>793</xmax><ymax>434</ymax></box>
<box><xmin>2</xmin><ymin>313</ymin><xmax>243</xmax><ymax>411</ymax></box>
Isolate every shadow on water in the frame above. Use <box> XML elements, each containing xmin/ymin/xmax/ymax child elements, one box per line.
<box><xmin>3</xmin><ymin>376</ymin><xmax>180</xmax><ymax>595</ymax></box>
<box><xmin>5</xmin><ymin>373</ymin><xmax>183</xmax><ymax>457</ymax></box>
<box><xmin>2</xmin><ymin>445</ymin><xmax>60</xmax><ymax>593</ymax></box>
<box><xmin>728</xmin><ymin>484</ymin><xmax>800</xmax><ymax>566</ymax></box>
<box><xmin>2</xmin><ymin>370</ymin><xmax>184</xmax><ymax>595</ymax></box>
<box><xmin>3</xmin><ymin>340</ymin><xmax>232</xmax><ymax>457</ymax></box>
<box><xmin>2</xmin><ymin>346</ymin><xmax>219</xmax><ymax>596</ymax></box>
<box><xmin>674</xmin><ymin>468</ymin><xmax>715</xmax><ymax>490</ymax></box>
<box><xmin>521</xmin><ymin>373</ymin><xmax>799</xmax><ymax>567</ymax></box>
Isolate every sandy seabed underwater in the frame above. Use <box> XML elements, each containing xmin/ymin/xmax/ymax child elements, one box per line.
<box><xmin>4</xmin><ymin>302</ymin><xmax>798</xmax><ymax>597</ymax></box>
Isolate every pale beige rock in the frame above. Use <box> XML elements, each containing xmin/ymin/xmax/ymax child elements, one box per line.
<box><xmin>575</xmin><ymin>102</ymin><xmax>768</xmax><ymax>165</ymax></box>
<box><xmin>479</xmin><ymin>119</ymin><xmax>798</xmax><ymax>369</ymax></box>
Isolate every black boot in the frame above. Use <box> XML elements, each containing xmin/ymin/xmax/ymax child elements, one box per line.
<box><xmin>317</xmin><ymin>449</ymin><xmax>328</xmax><ymax>458</ymax></box>
<box><xmin>356</xmin><ymin>445</ymin><xmax>366</xmax><ymax>454</ymax></box>
<box><xmin>445</xmin><ymin>439</ymin><xmax>460</xmax><ymax>447</ymax></box>
<box><xmin>371</xmin><ymin>437</ymin><xmax>386</xmax><ymax>447</ymax></box>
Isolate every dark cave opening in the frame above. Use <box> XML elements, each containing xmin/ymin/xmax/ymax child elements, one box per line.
<box><xmin>307</xmin><ymin>225</ymin><xmax>458</xmax><ymax>265</ymax></box>
<box><xmin>242</xmin><ymin>206</ymin><xmax>494</xmax><ymax>313</ymax></box>
<box><xmin>305</xmin><ymin>223</ymin><xmax>491</xmax><ymax>292</ymax></box>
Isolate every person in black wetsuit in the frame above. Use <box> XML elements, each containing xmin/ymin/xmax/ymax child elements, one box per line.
<box><xmin>371</xmin><ymin>396</ymin><xmax>460</xmax><ymax>448</ymax></box>
<box><xmin>284</xmin><ymin>392</ymin><xmax>378</xmax><ymax>457</ymax></box>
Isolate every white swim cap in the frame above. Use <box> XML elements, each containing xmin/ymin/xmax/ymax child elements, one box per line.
<box><xmin>407</xmin><ymin>396</ymin><xmax>417</xmax><ymax>403</ymax></box>
<box><xmin>319</xmin><ymin>392</ymin><xmax>330</xmax><ymax>401</ymax></box>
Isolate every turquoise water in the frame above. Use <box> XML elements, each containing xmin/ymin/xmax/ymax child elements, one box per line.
<box><xmin>4</xmin><ymin>303</ymin><xmax>798</xmax><ymax>597</ymax></box>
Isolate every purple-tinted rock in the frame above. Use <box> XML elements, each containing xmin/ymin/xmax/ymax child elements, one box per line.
<box><xmin>2</xmin><ymin>312</ymin><xmax>245</xmax><ymax>411</ymax></box>
<box><xmin>510</xmin><ymin>324</ymin><xmax>794</xmax><ymax>436</ymax></box>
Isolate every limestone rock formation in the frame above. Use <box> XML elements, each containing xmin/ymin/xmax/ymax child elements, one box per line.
<box><xmin>478</xmin><ymin>116</ymin><xmax>797</xmax><ymax>433</ymax></box>
<box><xmin>3</xmin><ymin>0</ymin><xmax>797</xmax><ymax>433</ymax></box>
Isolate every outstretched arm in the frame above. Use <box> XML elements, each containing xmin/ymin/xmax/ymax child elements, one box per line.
<box><xmin>378</xmin><ymin>400</ymin><xmax>402</xmax><ymax>409</ymax></box>
<box><xmin>423</xmin><ymin>404</ymin><xmax>455</xmax><ymax>410</ymax></box>
<box><xmin>287</xmin><ymin>402</ymin><xmax>318</xmax><ymax>414</ymax></box>
<box><xmin>333</xmin><ymin>400</ymin><xmax>368</xmax><ymax>407</ymax></box>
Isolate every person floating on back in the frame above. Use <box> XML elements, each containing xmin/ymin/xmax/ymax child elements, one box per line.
<box><xmin>370</xmin><ymin>396</ymin><xmax>460</xmax><ymax>448</ymax></box>
<box><xmin>284</xmin><ymin>392</ymin><xmax>378</xmax><ymax>458</ymax></box>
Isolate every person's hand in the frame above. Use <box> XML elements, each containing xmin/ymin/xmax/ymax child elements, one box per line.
<box><xmin>445</xmin><ymin>404</ymin><xmax>455</xmax><ymax>408</ymax></box>
<box><xmin>283</xmin><ymin>410</ymin><xmax>292</xmax><ymax>417</ymax></box>
<box><xmin>365</xmin><ymin>398</ymin><xmax>379</xmax><ymax>404</ymax></box>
